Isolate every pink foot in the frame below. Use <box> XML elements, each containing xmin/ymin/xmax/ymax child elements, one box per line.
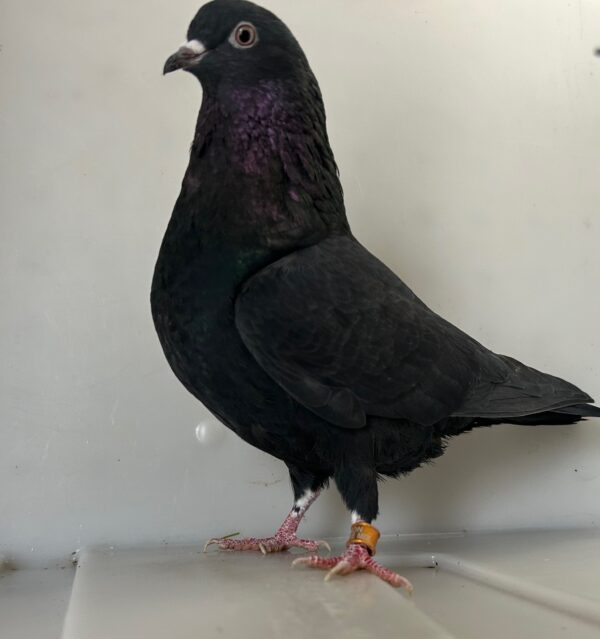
<box><xmin>292</xmin><ymin>544</ymin><xmax>413</xmax><ymax>591</ymax></box>
<box><xmin>204</xmin><ymin>532</ymin><xmax>331</xmax><ymax>555</ymax></box>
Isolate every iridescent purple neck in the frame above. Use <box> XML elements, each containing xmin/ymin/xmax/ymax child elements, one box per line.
<box><xmin>226</xmin><ymin>82</ymin><xmax>291</xmax><ymax>175</ymax></box>
<box><xmin>184</xmin><ymin>76</ymin><xmax>349</xmax><ymax>242</ymax></box>
<box><xmin>192</xmin><ymin>79</ymin><xmax>327</xmax><ymax>174</ymax></box>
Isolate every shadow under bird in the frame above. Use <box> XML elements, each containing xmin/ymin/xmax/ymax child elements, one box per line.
<box><xmin>152</xmin><ymin>0</ymin><xmax>600</xmax><ymax>588</ymax></box>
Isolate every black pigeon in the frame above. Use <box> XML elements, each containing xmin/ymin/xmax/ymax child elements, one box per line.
<box><xmin>152</xmin><ymin>0</ymin><xmax>600</xmax><ymax>587</ymax></box>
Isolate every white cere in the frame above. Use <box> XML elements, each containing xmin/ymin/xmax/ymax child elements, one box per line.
<box><xmin>183</xmin><ymin>39</ymin><xmax>207</xmax><ymax>54</ymax></box>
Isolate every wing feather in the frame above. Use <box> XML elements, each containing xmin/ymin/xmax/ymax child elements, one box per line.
<box><xmin>235</xmin><ymin>236</ymin><xmax>592</xmax><ymax>428</ymax></box>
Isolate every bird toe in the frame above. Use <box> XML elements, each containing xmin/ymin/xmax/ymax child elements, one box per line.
<box><xmin>292</xmin><ymin>544</ymin><xmax>413</xmax><ymax>591</ymax></box>
<box><xmin>324</xmin><ymin>560</ymin><xmax>352</xmax><ymax>581</ymax></box>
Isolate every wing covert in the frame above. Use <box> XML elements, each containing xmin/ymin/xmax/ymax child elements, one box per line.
<box><xmin>235</xmin><ymin>235</ymin><xmax>504</xmax><ymax>428</ymax></box>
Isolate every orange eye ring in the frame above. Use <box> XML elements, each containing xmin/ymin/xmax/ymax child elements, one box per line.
<box><xmin>234</xmin><ymin>23</ymin><xmax>258</xmax><ymax>48</ymax></box>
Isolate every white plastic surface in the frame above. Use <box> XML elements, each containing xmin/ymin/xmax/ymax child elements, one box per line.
<box><xmin>0</xmin><ymin>567</ymin><xmax>75</xmax><ymax>639</ymax></box>
<box><xmin>61</xmin><ymin>530</ymin><xmax>600</xmax><ymax>639</ymax></box>
<box><xmin>63</xmin><ymin>546</ymin><xmax>452</xmax><ymax>639</ymax></box>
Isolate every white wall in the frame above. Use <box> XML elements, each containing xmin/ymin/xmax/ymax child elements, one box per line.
<box><xmin>1</xmin><ymin>0</ymin><xmax>600</xmax><ymax>568</ymax></box>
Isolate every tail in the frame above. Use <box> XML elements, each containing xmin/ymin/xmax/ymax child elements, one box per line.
<box><xmin>475</xmin><ymin>403</ymin><xmax>600</xmax><ymax>427</ymax></box>
<box><xmin>455</xmin><ymin>354</ymin><xmax>600</xmax><ymax>427</ymax></box>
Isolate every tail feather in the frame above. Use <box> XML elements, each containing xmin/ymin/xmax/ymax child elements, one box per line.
<box><xmin>456</xmin><ymin>355</ymin><xmax>593</xmax><ymax>420</ymax></box>
<box><xmin>554</xmin><ymin>403</ymin><xmax>600</xmax><ymax>418</ymax></box>
<box><xmin>475</xmin><ymin>402</ymin><xmax>600</xmax><ymax>427</ymax></box>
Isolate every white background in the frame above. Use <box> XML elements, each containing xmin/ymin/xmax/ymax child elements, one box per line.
<box><xmin>1</xmin><ymin>0</ymin><xmax>600</xmax><ymax>567</ymax></box>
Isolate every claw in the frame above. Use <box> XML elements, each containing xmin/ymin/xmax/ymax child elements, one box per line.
<box><xmin>291</xmin><ymin>556</ymin><xmax>310</xmax><ymax>568</ymax></box>
<box><xmin>203</xmin><ymin>538</ymin><xmax>218</xmax><ymax>553</ymax></box>
<box><xmin>203</xmin><ymin>532</ymin><xmax>240</xmax><ymax>553</ymax></box>
<box><xmin>259</xmin><ymin>543</ymin><xmax>268</xmax><ymax>555</ymax></box>
<box><xmin>325</xmin><ymin>560</ymin><xmax>351</xmax><ymax>581</ymax></box>
<box><xmin>316</xmin><ymin>539</ymin><xmax>331</xmax><ymax>553</ymax></box>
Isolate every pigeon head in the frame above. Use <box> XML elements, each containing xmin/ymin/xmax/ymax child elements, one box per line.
<box><xmin>163</xmin><ymin>0</ymin><xmax>309</xmax><ymax>89</ymax></box>
<box><xmin>163</xmin><ymin>0</ymin><xmax>348</xmax><ymax>245</ymax></box>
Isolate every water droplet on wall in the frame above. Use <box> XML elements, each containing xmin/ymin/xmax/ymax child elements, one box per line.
<box><xmin>195</xmin><ymin>420</ymin><xmax>227</xmax><ymax>447</ymax></box>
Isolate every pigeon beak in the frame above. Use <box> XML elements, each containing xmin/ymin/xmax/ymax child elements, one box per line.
<box><xmin>163</xmin><ymin>40</ymin><xmax>209</xmax><ymax>74</ymax></box>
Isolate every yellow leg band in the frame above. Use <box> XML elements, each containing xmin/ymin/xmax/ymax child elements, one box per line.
<box><xmin>346</xmin><ymin>521</ymin><xmax>381</xmax><ymax>556</ymax></box>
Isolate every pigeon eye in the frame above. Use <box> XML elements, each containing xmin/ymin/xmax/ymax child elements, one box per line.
<box><xmin>231</xmin><ymin>23</ymin><xmax>258</xmax><ymax>49</ymax></box>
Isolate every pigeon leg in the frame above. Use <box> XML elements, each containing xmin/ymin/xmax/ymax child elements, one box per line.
<box><xmin>204</xmin><ymin>488</ymin><xmax>330</xmax><ymax>554</ymax></box>
<box><xmin>293</xmin><ymin>467</ymin><xmax>412</xmax><ymax>590</ymax></box>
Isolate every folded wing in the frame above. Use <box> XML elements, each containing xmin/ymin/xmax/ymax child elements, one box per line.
<box><xmin>235</xmin><ymin>236</ymin><xmax>592</xmax><ymax>429</ymax></box>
